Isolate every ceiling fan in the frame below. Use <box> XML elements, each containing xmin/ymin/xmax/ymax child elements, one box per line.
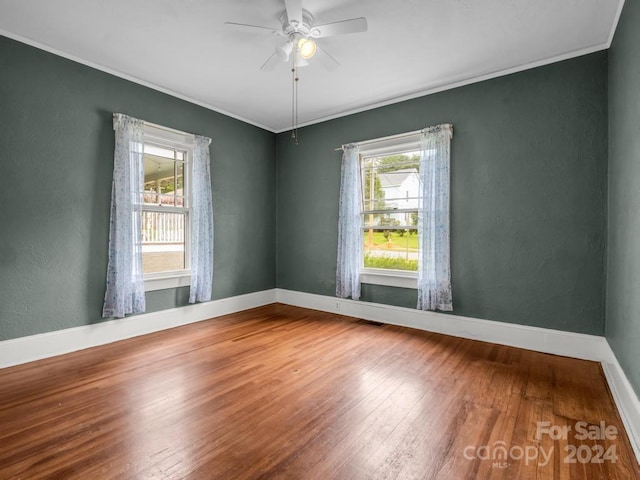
<box><xmin>225</xmin><ymin>0</ymin><xmax>368</xmax><ymax>71</ymax></box>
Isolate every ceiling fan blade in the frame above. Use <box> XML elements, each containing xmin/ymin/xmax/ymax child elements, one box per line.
<box><xmin>315</xmin><ymin>47</ymin><xmax>340</xmax><ymax>71</ymax></box>
<box><xmin>284</xmin><ymin>0</ymin><xmax>303</xmax><ymax>26</ymax></box>
<box><xmin>224</xmin><ymin>22</ymin><xmax>281</xmax><ymax>35</ymax></box>
<box><xmin>312</xmin><ymin>17</ymin><xmax>368</xmax><ymax>38</ymax></box>
<box><xmin>260</xmin><ymin>53</ymin><xmax>281</xmax><ymax>71</ymax></box>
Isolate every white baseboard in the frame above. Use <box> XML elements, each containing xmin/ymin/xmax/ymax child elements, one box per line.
<box><xmin>275</xmin><ymin>289</ymin><xmax>610</xmax><ymax>361</ymax></box>
<box><xmin>601</xmin><ymin>346</ymin><xmax>640</xmax><ymax>463</ymax></box>
<box><xmin>0</xmin><ymin>289</ymin><xmax>277</xmax><ymax>369</ymax></box>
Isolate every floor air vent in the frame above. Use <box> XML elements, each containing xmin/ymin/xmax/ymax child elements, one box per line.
<box><xmin>357</xmin><ymin>319</ymin><xmax>385</xmax><ymax>327</ymax></box>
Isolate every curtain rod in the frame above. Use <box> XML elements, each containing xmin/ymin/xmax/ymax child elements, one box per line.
<box><xmin>334</xmin><ymin>124</ymin><xmax>453</xmax><ymax>151</ymax></box>
<box><xmin>112</xmin><ymin>113</ymin><xmax>212</xmax><ymax>144</ymax></box>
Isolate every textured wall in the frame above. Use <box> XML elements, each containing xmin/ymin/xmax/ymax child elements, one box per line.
<box><xmin>0</xmin><ymin>34</ymin><xmax>611</xmax><ymax>342</ymax></box>
<box><xmin>277</xmin><ymin>52</ymin><xmax>608</xmax><ymax>335</ymax></box>
<box><xmin>607</xmin><ymin>0</ymin><xmax>640</xmax><ymax>396</ymax></box>
<box><xmin>0</xmin><ymin>36</ymin><xmax>276</xmax><ymax>340</ymax></box>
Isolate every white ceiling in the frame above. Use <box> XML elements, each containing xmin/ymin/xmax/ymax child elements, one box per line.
<box><xmin>0</xmin><ymin>0</ymin><xmax>623</xmax><ymax>133</ymax></box>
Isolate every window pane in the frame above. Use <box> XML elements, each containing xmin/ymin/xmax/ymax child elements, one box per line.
<box><xmin>361</xmin><ymin>152</ymin><xmax>421</xmax><ymax>213</ymax></box>
<box><xmin>141</xmin><ymin>211</ymin><xmax>186</xmax><ymax>274</ymax></box>
<box><xmin>144</xmin><ymin>153</ymin><xmax>175</xmax><ymax>205</ymax></box>
<box><xmin>361</xmin><ymin>151</ymin><xmax>422</xmax><ymax>272</ymax></box>
<box><xmin>363</xmin><ymin>228</ymin><xmax>419</xmax><ymax>271</ymax></box>
<box><xmin>143</xmin><ymin>145</ymin><xmax>187</xmax><ymax>207</ymax></box>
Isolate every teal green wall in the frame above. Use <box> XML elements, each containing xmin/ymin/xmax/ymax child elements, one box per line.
<box><xmin>0</xmin><ymin>34</ymin><xmax>614</xmax><ymax>344</ymax></box>
<box><xmin>277</xmin><ymin>52</ymin><xmax>608</xmax><ymax>335</ymax></box>
<box><xmin>0</xmin><ymin>36</ymin><xmax>276</xmax><ymax>341</ymax></box>
<box><xmin>607</xmin><ymin>0</ymin><xmax>640</xmax><ymax>396</ymax></box>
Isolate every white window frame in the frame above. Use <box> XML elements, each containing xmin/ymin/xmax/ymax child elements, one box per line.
<box><xmin>141</xmin><ymin>123</ymin><xmax>194</xmax><ymax>292</ymax></box>
<box><xmin>359</xmin><ymin>133</ymin><xmax>424</xmax><ymax>289</ymax></box>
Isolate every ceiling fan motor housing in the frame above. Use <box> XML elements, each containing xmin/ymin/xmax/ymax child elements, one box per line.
<box><xmin>280</xmin><ymin>9</ymin><xmax>320</xmax><ymax>39</ymax></box>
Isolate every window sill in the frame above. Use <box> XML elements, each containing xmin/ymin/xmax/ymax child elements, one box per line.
<box><xmin>144</xmin><ymin>273</ymin><xmax>191</xmax><ymax>292</ymax></box>
<box><xmin>360</xmin><ymin>269</ymin><xmax>417</xmax><ymax>289</ymax></box>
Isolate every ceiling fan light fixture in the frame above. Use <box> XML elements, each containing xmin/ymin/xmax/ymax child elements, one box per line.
<box><xmin>298</xmin><ymin>38</ymin><xmax>317</xmax><ymax>59</ymax></box>
<box><xmin>276</xmin><ymin>40</ymin><xmax>293</xmax><ymax>61</ymax></box>
<box><xmin>227</xmin><ymin>2</ymin><xmax>368</xmax><ymax>142</ymax></box>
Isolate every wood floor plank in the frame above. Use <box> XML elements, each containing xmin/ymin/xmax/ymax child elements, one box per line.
<box><xmin>0</xmin><ymin>303</ymin><xmax>638</xmax><ymax>480</ymax></box>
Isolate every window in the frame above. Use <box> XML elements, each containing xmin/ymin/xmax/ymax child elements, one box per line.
<box><xmin>358</xmin><ymin>135</ymin><xmax>426</xmax><ymax>289</ymax></box>
<box><xmin>103</xmin><ymin>114</ymin><xmax>213</xmax><ymax>318</ymax></box>
<box><xmin>141</xmin><ymin>124</ymin><xmax>194</xmax><ymax>291</ymax></box>
<box><xmin>336</xmin><ymin>125</ymin><xmax>452</xmax><ymax>308</ymax></box>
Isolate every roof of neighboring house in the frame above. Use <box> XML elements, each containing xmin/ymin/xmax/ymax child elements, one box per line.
<box><xmin>378</xmin><ymin>168</ymin><xmax>419</xmax><ymax>189</ymax></box>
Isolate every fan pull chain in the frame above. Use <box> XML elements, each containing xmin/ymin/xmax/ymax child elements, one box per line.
<box><xmin>294</xmin><ymin>72</ymin><xmax>299</xmax><ymax>144</ymax></box>
<box><xmin>291</xmin><ymin>65</ymin><xmax>296</xmax><ymax>143</ymax></box>
<box><xmin>291</xmin><ymin>43</ymin><xmax>299</xmax><ymax>144</ymax></box>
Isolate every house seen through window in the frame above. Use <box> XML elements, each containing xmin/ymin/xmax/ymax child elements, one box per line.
<box><xmin>142</xmin><ymin>140</ymin><xmax>191</xmax><ymax>277</ymax></box>
<box><xmin>361</xmin><ymin>150</ymin><xmax>421</xmax><ymax>272</ymax></box>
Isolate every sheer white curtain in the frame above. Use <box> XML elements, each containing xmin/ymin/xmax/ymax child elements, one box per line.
<box><xmin>417</xmin><ymin>125</ymin><xmax>453</xmax><ymax>311</ymax></box>
<box><xmin>102</xmin><ymin>114</ymin><xmax>146</xmax><ymax>318</ymax></box>
<box><xmin>336</xmin><ymin>144</ymin><xmax>362</xmax><ymax>300</ymax></box>
<box><xmin>189</xmin><ymin>135</ymin><xmax>214</xmax><ymax>303</ymax></box>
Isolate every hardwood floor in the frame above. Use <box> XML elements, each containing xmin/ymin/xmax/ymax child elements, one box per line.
<box><xmin>1</xmin><ymin>304</ymin><xmax>638</xmax><ymax>479</ymax></box>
